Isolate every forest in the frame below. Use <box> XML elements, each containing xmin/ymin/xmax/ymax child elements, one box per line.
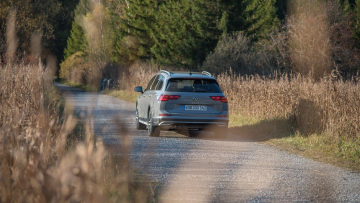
<box><xmin>1</xmin><ymin>0</ymin><xmax>360</xmax><ymax>83</ymax></box>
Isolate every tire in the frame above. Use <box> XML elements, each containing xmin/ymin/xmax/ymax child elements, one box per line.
<box><xmin>214</xmin><ymin>127</ymin><xmax>228</xmax><ymax>139</ymax></box>
<box><xmin>135</xmin><ymin>108</ymin><xmax>146</xmax><ymax>130</ymax></box>
<box><xmin>147</xmin><ymin>111</ymin><xmax>160</xmax><ymax>137</ymax></box>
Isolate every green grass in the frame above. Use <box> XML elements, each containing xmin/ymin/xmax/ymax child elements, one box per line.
<box><xmin>229</xmin><ymin>114</ymin><xmax>360</xmax><ymax>172</ymax></box>
<box><xmin>103</xmin><ymin>90</ymin><xmax>140</xmax><ymax>103</ymax></box>
<box><xmin>229</xmin><ymin>114</ymin><xmax>263</xmax><ymax>127</ymax></box>
<box><xmin>267</xmin><ymin>133</ymin><xmax>360</xmax><ymax>172</ymax></box>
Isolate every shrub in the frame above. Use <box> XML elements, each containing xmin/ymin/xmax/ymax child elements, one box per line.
<box><xmin>60</xmin><ymin>52</ymin><xmax>87</xmax><ymax>84</ymax></box>
<box><xmin>202</xmin><ymin>31</ymin><xmax>289</xmax><ymax>75</ymax></box>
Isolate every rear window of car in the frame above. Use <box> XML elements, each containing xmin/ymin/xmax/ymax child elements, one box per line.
<box><xmin>165</xmin><ymin>79</ymin><xmax>222</xmax><ymax>93</ymax></box>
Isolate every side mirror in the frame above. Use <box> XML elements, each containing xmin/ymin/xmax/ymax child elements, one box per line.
<box><xmin>134</xmin><ymin>86</ymin><xmax>143</xmax><ymax>93</ymax></box>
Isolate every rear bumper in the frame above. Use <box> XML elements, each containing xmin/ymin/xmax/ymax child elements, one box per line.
<box><xmin>154</xmin><ymin>117</ymin><xmax>229</xmax><ymax>130</ymax></box>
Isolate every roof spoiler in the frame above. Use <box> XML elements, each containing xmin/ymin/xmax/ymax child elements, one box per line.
<box><xmin>160</xmin><ymin>70</ymin><xmax>171</xmax><ymax>76</ymax></box>
<box><xmin>201</xmin><ymin>71</ymin><xmax>212</xmax><ymax>77</ymax></box>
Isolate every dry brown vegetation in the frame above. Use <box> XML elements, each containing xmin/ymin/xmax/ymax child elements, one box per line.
<box><xmin>287</xmin><ymin>1</ymin><xmax>332</xmax><ymax>80</ymax></box>
<box><xmin>0</xmin><ymin>62</ymin><xmax>150</xmax><ymax>203</ymax></box>
<box><xmin>218</xmin><ymin>72</ymin><xmax>360</xmax><ymax>138</ymax></box>
<box><xmin>0</xmin><ymin>10</ymin><xmax>150</xmax><ymax>203</ymax></box>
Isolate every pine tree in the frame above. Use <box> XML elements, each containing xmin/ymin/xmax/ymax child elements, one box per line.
<box><xmin>243</xmin><ymin>0</ymin><xmax>280</xmax><ymax>38</ymax></box>
<box><xmin>149</xmin><ymin>0</ymin><xmax>221</xmax><ymax>67</ymax></box>
<box><xmin>218</xmin><ymin>11</ymin><xmax>229</xmax><ymax>36</ymax></box>
<box><xmin>63</xmin><ymin>0</ymin><xmax>89</xmax><ymax>60</ymax></box>
<box><xmin>108</xmin><ymin>0</ymin><xmax>128</xmax><ymax>64</ymax></box>
<box><xmin>63</xmin><ymin>21</ymin><xmax>87</xmax><ymax>59</ymax></box>
<box><xmin>118</xmin><ymin>0</ymin><xmax>159</xmax><ymax>61</ymax></box>
<box><xmin>218</xmin><ymin>0</ymin><xmax>247</xmax><ymax>33</ymax></box>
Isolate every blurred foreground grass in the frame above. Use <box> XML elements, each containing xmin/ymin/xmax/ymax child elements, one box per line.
<box><xmin>1</xmin><ymin>64</ymin><xmax>151</xmax><ymax>202</ymax></box>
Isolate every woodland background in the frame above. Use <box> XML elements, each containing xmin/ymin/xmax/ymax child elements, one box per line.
<box><xmin>2</xmin><ymin>0</ymin><xmax>360</xmax><ymax>84</ymax></box>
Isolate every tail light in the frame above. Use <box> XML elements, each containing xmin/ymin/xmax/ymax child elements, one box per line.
<box><xmin>210</xmin><ymin>96</ymin><xmax>228</xmax><ymax>103</ymax></box>
<box><xmin>158</xmin><ymin>95</ymin><xmax>181</xmax><ymax>101</ymax></box>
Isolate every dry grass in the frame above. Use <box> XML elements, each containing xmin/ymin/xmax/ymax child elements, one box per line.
<box><xmin>0</xmin><ymin>9</ymin><xmax>152</xmax><ymax>202</ymax></box>
<box><xmin>0</xmin><ymin>62</ymin><xmax>150</xmax><ymax>202</ymax></box>
<box><xmin>217</xmin><ymin>71</ymin><xmax>360</xmax><ymax>139</ymax></box>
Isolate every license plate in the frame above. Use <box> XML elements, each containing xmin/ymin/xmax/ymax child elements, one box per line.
<box><xmin>184</xmin><ymin>105</ymin><xmax>207</xmax><ymax>111</ymax></box>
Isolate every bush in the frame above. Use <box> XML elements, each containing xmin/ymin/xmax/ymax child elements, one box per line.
<box><xmin>60</xmin><ymin>52</ymin><xmax>87</xmax><ymax>84</ymax></box>
<box><xmin>202</xmin><ymin>31</ymin><xmax>289</xmax><ymax>75</ymax></box>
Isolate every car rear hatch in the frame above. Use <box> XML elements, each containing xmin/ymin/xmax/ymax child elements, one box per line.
<box><xmin>160</xmin><ymin>78</ymin><xmax>227</xmax><ymax>115</ymax></box>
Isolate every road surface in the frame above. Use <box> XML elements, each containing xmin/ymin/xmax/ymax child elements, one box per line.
<box><xmin>56</xmin><ymin>83</ymin><xmax>360</xmax><ymax>203</ymax></box>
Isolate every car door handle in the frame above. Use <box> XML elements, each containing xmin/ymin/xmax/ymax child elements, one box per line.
<box><xmin>149</xmin><ymin>95</ymin><xmax>152</xmax><ymax>97</ymax></box>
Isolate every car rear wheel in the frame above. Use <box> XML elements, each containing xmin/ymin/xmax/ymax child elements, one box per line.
<box><xmin>214</xmin><ymin>127</ymin><xmax>228</xmax><ymax>139</ymax></box>
<box><xmin>147</xmin><ymin>111</ymin><xmax>160</xmax><ymax>137</ymax></box>
<box><xmin>135</xmin><ymin>108</ymin><xmax>146</xmax><ymax>130</ymax></box>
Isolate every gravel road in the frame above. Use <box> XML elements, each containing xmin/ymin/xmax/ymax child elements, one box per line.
<box><xmin>56</xmin><ymin>83</ymin><xmax>360</xmax><ymax>203</ymax></box>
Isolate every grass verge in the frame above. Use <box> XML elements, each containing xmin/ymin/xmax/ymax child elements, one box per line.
<box><xmin>103</xmin><ymin>89</ymin><xmax>140</xmax><ymax>103</ymax></box>
<box><xmin>230</xmin><ymin>114</ymin><xmax>360</xmax><ymax>172</ymax></box>
<box><xmin>267</xmin><ymin>133</ymin><xmax>360</xmax><ymax>172</ymax></box>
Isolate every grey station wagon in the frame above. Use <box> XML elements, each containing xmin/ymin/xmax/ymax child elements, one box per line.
<box><xmin>134</xmin><ymin>70</ymin><xmax>229</xmax><ymax>138</ymax></box>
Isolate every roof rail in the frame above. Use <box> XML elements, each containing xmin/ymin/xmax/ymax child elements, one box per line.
<box><xmin>160</xmin><ymin>70</ymin><xmax>171</xmax><ymax>76</ymax></box>
<box><xmin>201</xmin><ymin>71</ymin><xmax>212</xmax><ymax>77</ymax></box>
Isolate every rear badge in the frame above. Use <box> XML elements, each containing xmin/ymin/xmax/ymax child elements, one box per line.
<box><xmin>193</xmin><ymin>97</ymin><xmax>198</xmax><ymax>102</ymax></box>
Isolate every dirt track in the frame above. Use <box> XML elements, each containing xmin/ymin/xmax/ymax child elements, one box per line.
<box><xmin>56</xmin><ymin>83</ymin><xmax>360</xmax><ymax>203</ymax></box>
